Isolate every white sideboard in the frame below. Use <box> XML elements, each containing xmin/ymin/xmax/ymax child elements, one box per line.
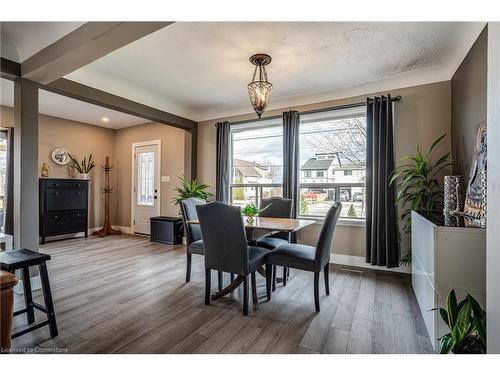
<box><xmin>411</xmin><ymin>211</ymin><xmax>486</xmax><ymax>351</ymax></box>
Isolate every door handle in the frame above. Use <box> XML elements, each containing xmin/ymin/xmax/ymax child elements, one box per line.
<box><xmin>154</xmin><ymin>196</ymin><xmax>158</xmax><ymax>199</ymax></box>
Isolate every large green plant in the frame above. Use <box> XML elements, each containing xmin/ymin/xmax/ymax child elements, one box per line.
<box><xmin>432</xmin><ymin>289</ymin><xmax>486</xmax><ymax>354</ymax></box>
<box><xmin>389</xmin><ymin>134</ymin><xmax>452</xmax><ymax>265</ymax></box>
<box><xmin>173</xmin><ymin>176</ymin><xmax>213</xmax><ymax>206</ymax></box>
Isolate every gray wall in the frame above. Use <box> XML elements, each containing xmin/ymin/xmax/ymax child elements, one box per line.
<box><xmin>451</xmin><ymin>26</ymin><xmax>488</xmax><ymax>182</ymax></box>
<box><xmin>487</xmin><ymin>22</ymin><xmax>500</xmax><ymax>354</ymax></box>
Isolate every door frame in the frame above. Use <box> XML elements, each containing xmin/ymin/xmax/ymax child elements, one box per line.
<box><xmin>131</xmin><ymin>140</ymin><xmax>162</xmax><ymax>234</ymax></box>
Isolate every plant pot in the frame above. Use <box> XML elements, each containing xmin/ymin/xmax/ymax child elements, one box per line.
<box><xmin>246</xmin><ymin>216</ymin><xmax>255</xmax><ymax>224</ymax></box>
<box><xmin>79</xmin><ymin>173</ymin><xmax>89</xmax><ymax>180</ymax></box>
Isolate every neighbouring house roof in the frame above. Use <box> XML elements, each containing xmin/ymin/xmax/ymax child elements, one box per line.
<box><xmin>301</xmin><ymin>158</ymin><xmax>333</xmax><ymax>170</ymax></box>
<box><xmin>233</xmin><ymin>158</ymin><xmax>268</xmax><ymax>177</ymax></box>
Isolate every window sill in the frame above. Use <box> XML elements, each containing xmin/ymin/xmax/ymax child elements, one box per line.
<box><xmin>298</xmin><ymin>216</ymin><xmax>366</xmax><ymax>228</ymax></box>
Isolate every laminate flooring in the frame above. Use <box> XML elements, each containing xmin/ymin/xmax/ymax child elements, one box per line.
<box><xmin>10</xmin><ymin>235</ymin><xmax>434</xmax><ymax>354</ymax></box>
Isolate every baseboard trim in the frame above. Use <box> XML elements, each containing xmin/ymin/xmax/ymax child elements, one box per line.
<box><xmin>115</xmin><ymin>226</ymin><xmax>133</xmax><ymax>234</ymax></box>
<box><xmin>330</xmin><ymin>254</ymin><xmax>411</xmax><ymax>274</ymax></box>
<box><xmin>14</xmin><ymin>274</ymin><xmax>41</xmax><ymax>294</ymax></box>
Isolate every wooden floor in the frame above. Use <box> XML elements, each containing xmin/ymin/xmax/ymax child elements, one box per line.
<box><xmin>10</xmin><ymin>235</ymin><xmax>434</xmax><ymax>354</ymax></box>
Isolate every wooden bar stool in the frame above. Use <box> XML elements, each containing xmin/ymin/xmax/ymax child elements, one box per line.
<box><xmin>0</xmin><ymin>249</ymin><xmax>58</xmax><ymax>339</ymax></box>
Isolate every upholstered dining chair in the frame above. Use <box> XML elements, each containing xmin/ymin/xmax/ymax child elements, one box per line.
<box><xmin>196</xmin><ymin>201</ymin><xmax>272</xmax><ymax>316</ymax></box>
<box><xmin>255</xmin><ymin>197</ymin><xmax>293</xmax><ymax>289</ymax></box>
<box><xmin>268</xmin><ymin>202</ymin><xmax>342</xmax><ymax>312</ymax></box>
<box><xmin>180</xmin><ymin>198</ymin><xmax>223</xmax><ymax>290</ymax></box>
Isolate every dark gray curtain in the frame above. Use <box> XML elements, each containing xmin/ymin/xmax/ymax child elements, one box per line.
<box><xmin>365</xmin><ymin>95</ymin><xmax>399</xmax><ymax>267</ymax></box>
<box><xmin>4</xmin><ymin>128</ymin><xmax>14</xmax><ymax>235</ymax></box>
<box><xmin>283</xmin><ymin>110</ymin><xmax>300</xmax><ymax>219</ymax></box>
<box><xmin>215</xmin><ymin>121</ymin><xmax>230</xmax><ymax>203</ymax></box>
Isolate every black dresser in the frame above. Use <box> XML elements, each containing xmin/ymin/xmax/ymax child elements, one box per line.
<box><xmin>39</xmin><ymin>178</ymin><xmax>89</xmax><ymax>244</ymax></box>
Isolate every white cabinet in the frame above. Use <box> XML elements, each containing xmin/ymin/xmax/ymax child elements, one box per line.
<box><xmin>411</xmin><ymin>211</ymin><xmax>486</xmax><ymax>351</ymax></box>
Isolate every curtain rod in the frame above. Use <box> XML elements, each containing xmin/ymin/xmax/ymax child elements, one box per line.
<box><xmin>221</xmin><ymin>95</ymin><xmax>401</xmax><ymax>127</ymax></box>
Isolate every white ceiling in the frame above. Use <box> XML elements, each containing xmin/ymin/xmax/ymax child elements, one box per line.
<box><xmin>0</xmin><ymin>22</ymin><xmax>85</xmax><ymax>62</ymax></box>
<box><xmin>0</xmin><ymin>78</ymin><xmax>149</xmax><ymax>128</ymax></box>
<box><xmin>1</xmin><ymin>22</ymin><xmax>486</xmax><ymax>122</ymax></box>
<box><xmin>65</xmin><ymin>22</ymin><xmax>485</xmax><ymax>121</ymax></box>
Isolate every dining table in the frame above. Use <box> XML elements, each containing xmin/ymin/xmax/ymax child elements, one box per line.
<box><xmin>186</xmin><ymin>215</ymin><xmax>316</xmax><ymax>309</ymax></box>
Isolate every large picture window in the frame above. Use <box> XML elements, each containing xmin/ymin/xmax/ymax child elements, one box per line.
<box><xmin>299</xmin><ymin>107</ymin><xmax>367</xmax><ymax>219</ymax></box>
<box><xmin>230</xmin><ymin>118</ymin><xmax>283</xmax><ymax>208</ymax></box>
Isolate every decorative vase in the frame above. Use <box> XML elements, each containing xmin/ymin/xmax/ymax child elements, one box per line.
<box><xmin>443</xmin><ymin>175</ymin><xmax>462</xmax><ymax>214</ymax></box>
<box><xmin>480</xmin><ymin>169</ymin><xmax>487</xmax><ymax>229</ymax></box>
<box><xmin>246</xmin><ymin>216</ymin><xmax>255</xmax><ymax>224</ymax></box>
<box><xmin>80</xmin><ymin>173</ymin><xmax>89</xmax><ymax>180</ymax></box>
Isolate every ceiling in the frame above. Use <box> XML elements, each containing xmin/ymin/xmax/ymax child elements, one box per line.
<box><xmin>0</xmin><ymin>22</ymin><xmax>85</xmax><ymax>62</ymax></box>
<box><xmin>1</xmin><ymin>22</ymin><xmax>486</xmax><ymax>123</ymax></box>
<box><xmin>0</xmin><ymin>78</ymin><xmax>149</xmax><ymax>128</ymax></box>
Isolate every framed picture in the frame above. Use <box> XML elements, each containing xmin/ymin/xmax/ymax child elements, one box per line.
<box><xmin>51</xmin><ymin>147</ymin><xmax>71</xmax><ymax>165</ymax></box>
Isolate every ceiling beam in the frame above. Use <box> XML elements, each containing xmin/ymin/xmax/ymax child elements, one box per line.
<box><xmin>44</xmin><ymin>78</ymin><xmax>196</xmax><ymax>131</ymax></box>
<box><xmin>21</xmin><ymin>22</ymin><xmax>172</xmax><ymax>84</ymax></box>
<box><xmin>1</xmin><ymin>58</ymin><xmax>196</xmax><ymax>130</ymax></box>
<box><xmin>1</xmin><ymin>57</ymin><xmax>21</xmax><ymax>80</ymax></box>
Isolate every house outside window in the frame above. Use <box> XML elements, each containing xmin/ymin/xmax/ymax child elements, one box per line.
<box><xmin>299</xmin><ymin>106</ymin><xmax>367</xmax><ymax>219</ymax></box>
<box><xmin>229</xmin><ymin>118</ymin><xmax>283</xmax><ymax>208</ymax></box>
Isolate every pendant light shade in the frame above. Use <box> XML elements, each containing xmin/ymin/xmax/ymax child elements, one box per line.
<box><xmin>247</xmin><ymin>54</ymin><xmax>273</xmax><ymax>118</ymax></box>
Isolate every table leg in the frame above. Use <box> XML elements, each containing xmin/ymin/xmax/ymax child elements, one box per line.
<box><xmin>212</xmin><ymin>275</ymin><xmax>244</xmax><ymax>300</ymax></box>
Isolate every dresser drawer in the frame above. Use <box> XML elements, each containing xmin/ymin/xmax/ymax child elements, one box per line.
<box><xmin>44</xmin><ymin>180</ymin><xmax>86</xmax><ymax>189</ymax></box>
<box><xmin>45</xmin><ymin>188</ymin><xmax>87</xmax><ymax>211</ymax></box>
<box><xmin>43</xmin><ymin>211</ymin><xmax>87</xmax><ymax>235</ymax></box>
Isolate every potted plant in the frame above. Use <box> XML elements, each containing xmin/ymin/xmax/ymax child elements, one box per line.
<box><xmin>389</xmin><ymin>134</ymin><xmax>452</xmax><ymax>265</ymax></box>
<box><xmin>432</xmin><ymin>289</ymin><xmax>486</xmax><ymax>354</ymax></box>
<box><xmin>241</xmin><ymin>203</ymin><xmax>270</xmax><ymax>224</ymax></box>
<box><xmin>172</xmin><ymin>176</ymin><xmax>213</xmax><ymax>208</ymax></box>
<box><xmin>69</xmin><ymin>153</ymin><xmax>95</xmax><ymax>179</ymax></box>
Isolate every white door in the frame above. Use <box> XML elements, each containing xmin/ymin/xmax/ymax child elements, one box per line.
<box><xmin>133</xmin><ymin>142</ymin><xmax>160</xmax><ymax>235</ymax></box>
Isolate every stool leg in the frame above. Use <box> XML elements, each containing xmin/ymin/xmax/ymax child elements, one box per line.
<box><xmin>39</xmin><ymin>262</ymin><xmax>58</xmax><ymax>338</ymax></box>
<box><xmin>22</xmin><ymin>267</ymin><xmax>35</xmax><ymax>324</ymax></box>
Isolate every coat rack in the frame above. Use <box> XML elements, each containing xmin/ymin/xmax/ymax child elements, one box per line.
<box><xmin>93</xmin><ymin>156</ymin><xmax>121</xmax><ymax>237</ymax></box>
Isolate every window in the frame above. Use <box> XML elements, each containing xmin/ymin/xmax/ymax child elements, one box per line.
<box><xmin>230</xmin><ymin>118</ymin><xmax>283</xmax><ymax>208</ymax></box>
<box><xmin>299</xmin><ymin>106</ymin><xmax>367</xmax><ymax>219</ymax></box>
<box><xmin>136</xmin><ymin>151</ymin><xmax>155</xmax><ymax>206</ymax></box>
<box><xmin>304</xmin><ymin>171</ymin><xmax>312</xmax><ymax>178</ymax></box>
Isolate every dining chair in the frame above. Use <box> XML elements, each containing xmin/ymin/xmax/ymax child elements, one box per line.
<box><xmin>196</xmin><ymin>201</ymin><xmax>272</xmax><ymax>316</ymax></box>
<box><xmin>255</xmin><ymin>197</ymin><xmax>293</xmax><ymax>289</ymax></box>
<box><xmin>180</xmin><ymin>198</ymin><xmax>224</xmax><ymax>289</ymax></box>
<box><xmin>268</xmin><ymin>202</ymin><xmax>342</xmax><ymax>312</ymax></box>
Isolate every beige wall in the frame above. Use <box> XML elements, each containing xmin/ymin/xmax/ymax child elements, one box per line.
<box><xmin>197</xmin><ymin>81</ymin><xmax>452</xmax><ymax>258</ymax></box>
<box><xmin>114</xmin><ymin>122</ymin><xmax>190</xmax><ymax>227</ymax></box>
<box><xmin>1</xmin><ymin>105</ymin><xmax>191</xmax><ymax>229</ymax></box>
<box><xmin>1</xmin><ymin>105</ymin><xmax>116</xmax><ymax>228</ymax></box>
<box><xmin>451</xmin><ymin>26</ymin><xmax>488</xmax><ymax>183</ymax></box>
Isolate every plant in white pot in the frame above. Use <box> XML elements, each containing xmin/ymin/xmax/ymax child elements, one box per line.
<box><xmin>69</xmin><ymin>153</ymin><xmax>95</xmax><ymax>179</ymax></box>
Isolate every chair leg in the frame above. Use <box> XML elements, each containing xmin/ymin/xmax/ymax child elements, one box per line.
<box><xmin>230</xmin><ymin>273</ymin><xmax>235</xmax><ymax>282</ymax></box>
<box><xmin>217</xmin><ymin>271</ymin><xmax>223</xmax><ymax>291</ymax></box>
<box><xmin>324</xmin><ymin>263</ymin><xmax>330</xmax><ymax>295</ymax></box>
<box><xmin>265</xmin><ymin>264</ymin><xmax>272</xmax><ymax>301</ymax></box>
<box><xmin>243</xmin><ymin>275</ymin><xmax>249</xmax><ymax>316</ymax></box>
<box><xmin>272</xmin><ymin>265</ymin><xmax>277</xmax><ymax>292</ymax></box>
<box><xmin>39</xmin><ymin>262</ymin><xmax>58</xmax><ymax>338</ymax></box>
<box><xmin>251</xmin><ymin>272</ymin><xmax>258</xmax><ymax>310</ymax></box>
<box><xmin>22</xmin><ymin>267</ymin><xmax>35</xmax><ymax>324</ymax></box>
<box><xmin>205</xmin><ymin>268</ymin><xmax>211</xmax><ymax>305</ymax></box>
<box><xmin>283</xmin><ymin>267</ymin><xmax>288</xmax><ymax>286</ymax></box>
<box><xmin>314</xmin><ymin>271</ymin><xmax>320</xmax><ymax>312</ymax></box>
<box><xmin>186</xmin><ymin>253</ymin><xmax>192</xmax><ymax>282</ymax></box>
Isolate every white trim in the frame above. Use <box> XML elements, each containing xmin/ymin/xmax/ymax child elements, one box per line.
<box><xmin>115</xmin><ymin>226</ymin><xmax>134</xmax><ymax>235</ymax></box>
<box><xmin>330</xmin><ymin>253</ymin><xmax>411</xmax><ymax>274</ymax></box>
<box><xmin>131</xmin><ymin>140</ymin><xmax>162</xmax><ymax>234</ymax></box>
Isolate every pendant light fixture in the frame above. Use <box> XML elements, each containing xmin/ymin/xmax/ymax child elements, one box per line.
<box><xmin>247</xmin><ymin>54</ymin><xmax>273</xmax><ymax>118</ymax></box>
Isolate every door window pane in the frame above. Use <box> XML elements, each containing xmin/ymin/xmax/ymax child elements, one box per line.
<box><xmin>137</xmin><ymin>151</ymin><xmax>155</xmax><ymax>206</ymax></box>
